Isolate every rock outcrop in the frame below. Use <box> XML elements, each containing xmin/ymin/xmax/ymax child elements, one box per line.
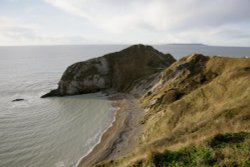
<box><xmin>41</xmin><ymin>44</ymin><xmax>176</xmax><ymax>98</ymax></box>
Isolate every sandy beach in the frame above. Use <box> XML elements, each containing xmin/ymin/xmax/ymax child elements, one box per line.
<box><xmin>77</xmin><ymin>94</ymin><xmax>144</xmax><ymax>167</ymax></box>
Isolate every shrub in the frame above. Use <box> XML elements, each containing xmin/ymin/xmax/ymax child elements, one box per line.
<box><xmin>209</xmin><ymin>132</ymin><xmax>250</xmax><ymax>148</ymax></box>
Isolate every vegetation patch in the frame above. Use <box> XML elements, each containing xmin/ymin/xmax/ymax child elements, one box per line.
<box><xmin>118</xmin><ymin>132</ymin><xmax>249</xmax><ymax>167</ymax></box>
<box><xmin>152</xmin><ymin>147</ymin><xmax>215</xmax><ymax>167</ymax></box>
<box><xmin>208</xmin><ymin>132</ymin><xmax>250</xmax><ymax>148</ymax></box>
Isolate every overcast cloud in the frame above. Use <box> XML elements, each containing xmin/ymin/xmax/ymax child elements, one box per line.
<box><xmin>0</xmin><ymin>0</ymin><xmax>249</xmax><ymax>46</ymax></box>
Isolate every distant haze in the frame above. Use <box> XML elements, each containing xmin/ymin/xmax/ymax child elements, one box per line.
<box><xmin>0</xmin><ymin>0</ymin><xmax>250</xmax><ymax>46</ymax></box>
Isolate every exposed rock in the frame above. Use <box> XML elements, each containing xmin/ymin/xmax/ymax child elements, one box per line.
<box><xmin>12</xmin><ymin>98</ymin><xmax>24</xmax><ymax>102</ymax></box>
<box><xmin>41</xmin><ymin>44</ymin><xmax>176</xmax><ymax>98</ymax></box>
<box><xmin>141</xmin><ymin>54</ymin><xmax>212</xmax><ymax>110</ymax></box>
<box><xmin>41</xmin><ymin>89</ymin><xmax>60</xmax><ymax>98</ymax></box>
<box><xmin>161</xmin><ymin>89</ymin><xmax>183</xmax><ymax>104</ymax></box>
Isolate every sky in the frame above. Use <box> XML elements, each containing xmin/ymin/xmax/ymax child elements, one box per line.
<box><xmin>0</xmin><ymin>0</ymin><xmax>250</xmax><ymax>46</ymax></box>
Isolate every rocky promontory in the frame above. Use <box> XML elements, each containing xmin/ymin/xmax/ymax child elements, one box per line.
<box><xmin>41</xmin><ymin>44</ymin><xmax>175</xmax><ymax>98</ymax></box>
<box><xmin>40</xmin><ymin>44</ymin><xmax>250</xmax><ymax>167</ymax></box>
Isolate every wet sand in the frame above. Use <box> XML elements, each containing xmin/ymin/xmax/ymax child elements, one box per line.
<box><xmin>77</xmin><ymin>94</ymin><xmax>144</xmax><ymax>167</ymax></box>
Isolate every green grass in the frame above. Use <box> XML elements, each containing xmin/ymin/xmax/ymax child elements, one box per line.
<box><xmin>152</xmin><ymin>146</ymin><xmax>215</xmax><ymax>167</ymax></box>
<box><xmin>146</xmin><ymin>132</ymin><xmax>250</xmax><ymax>167</ymax></box>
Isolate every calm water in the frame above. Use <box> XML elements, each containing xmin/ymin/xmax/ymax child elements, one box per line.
<box><xmin>0</xmin><ymin>44</ymin><xmax>249</xmax><ymax>167</ymax></box>
<box><xmin>0</xmin><ymin>45</ymin><xmax>127</xmax><ymax>167</ymax></box>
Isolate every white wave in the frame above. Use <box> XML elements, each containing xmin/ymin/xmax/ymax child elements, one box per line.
<box><xmin>55</xmin><ymin>161</ymin><xmax>65</xmax><ymax>167</ymax></box>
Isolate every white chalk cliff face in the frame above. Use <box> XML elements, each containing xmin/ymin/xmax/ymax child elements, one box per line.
<box><xmin>58</xmin><ymin>57</ymin><xmax>110</xmax><ymax>95</ymax></box>
<box><xmin>41</xmin><ymin>44</ymin><xmax>176</xmax><ymax>98</ymax></box>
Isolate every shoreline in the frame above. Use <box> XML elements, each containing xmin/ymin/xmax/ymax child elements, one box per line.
<box><xmin>76</xmin><ymin>93</ymin><xmax>144</xmax><ymax>167</ymax></box>
<box><xmin>74</xmin><ymin>104</ymin><xmax>118</xmax><ymax>167</ymax></box>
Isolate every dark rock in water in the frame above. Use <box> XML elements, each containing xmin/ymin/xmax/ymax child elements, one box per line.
<box><xmin>12</xmin><ymin>99</ymin><xmax>24</xmax><ymax>102</ymax></box>
<box><xmin>41</xmin><ymin>44</ymin><xmax>176</xmax><ymax>98</ymax></box>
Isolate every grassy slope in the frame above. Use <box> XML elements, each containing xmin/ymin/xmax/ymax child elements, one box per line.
<box><xmin>95</xmin><ymin>55</ymin><xmax>250</xmax><ymax>167</ymax></box>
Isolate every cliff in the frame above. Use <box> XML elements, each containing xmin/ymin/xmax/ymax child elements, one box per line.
<box><xmin>94</xmin><ymin>54</ymin><xmax>250</xmax><ymax>167</ymax></box>
<box><xmin>41</xmin><ymin>44</ymin><xmax>250</xmax><ymax>166</ymax></box>
<box><xmin>41</xmin><ymin>44</ymin><xmax>175</xmax><ymax>98</ymax></box>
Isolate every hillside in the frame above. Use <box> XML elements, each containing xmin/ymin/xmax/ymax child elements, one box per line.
<box><xmin>94</xmin><ymin>54</ymin><xmax>250</xmax><ymax>166</ymax></box>
<box><xmin>41</xmin><ymin>45</ymin><xmax>250</xmax><ymax>166</ymax></box>
<box><xmin>41</xmin><ymin>44</ymin><xmax>175</xmax><ymax>97</ymax></box>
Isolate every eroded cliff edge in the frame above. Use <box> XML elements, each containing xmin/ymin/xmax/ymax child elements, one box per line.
<box><xmin>95</xmin><ymin>54</ymin><xmax>250</xmax><ymax>167</ymax></box>
<box><xmin>41</xmin><ymin>44</ymin><xmax>176</xmax><ymax>98</ymax></box>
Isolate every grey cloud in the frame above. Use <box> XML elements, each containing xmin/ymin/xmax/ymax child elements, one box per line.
<box><xmin>42</xmin><ymin>0</ymin><xmax>250</xmax><ymax>46</ymax></box>
<box><xmin>168</xmin><ymin>0</ymin><xmax>250</xmax><ymax>31</ymax></box>
<box><xmin>0</xmin><ymin>17</ymin><xmax>89</xmax><ymax>45</ymax></box>
<box><xmin>213</xmin><ymin>27</ymin><xmax>250</xmax><ymax>39</ymax></box>
<box><xmin>44</xmin><ymin>0</ymin><xmax>250</xmax><ymax>32</ymax></box>
<box><xmin>1</xmin><ymin>0</ymin><xmax>250</xmax><ymax>45</ymax></box>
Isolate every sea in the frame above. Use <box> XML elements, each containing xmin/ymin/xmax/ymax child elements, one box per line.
<box><xmin>0</xmin><ymin>44</ymin><xmax>249</xmax><ymax>167</ymax></box>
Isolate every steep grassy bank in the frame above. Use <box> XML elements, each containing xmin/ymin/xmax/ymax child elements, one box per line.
<box><xmin>94</xmin><ymin>54</ymin><xmax>250</xmax><ymax>167</ymax></box>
